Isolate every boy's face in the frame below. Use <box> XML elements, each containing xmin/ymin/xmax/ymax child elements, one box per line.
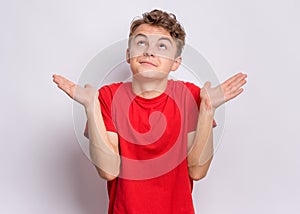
<box><xmin>127</xmin><ymin>24</ymin><xmax>182</xmax><ymax>79</ymax></box>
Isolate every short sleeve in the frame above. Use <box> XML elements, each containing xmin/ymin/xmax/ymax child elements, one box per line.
<box><xmin>98</xmin><ymin>86</ymin><xmax>117</xmax><ymax>132</ymax></box>
<box><xmin>84</xmin><ymin>84</ymin><xmax>118</xmax><ymax>138</ymax></box>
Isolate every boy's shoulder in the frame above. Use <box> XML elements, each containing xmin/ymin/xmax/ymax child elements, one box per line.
<box><xmin>168</xmin><ymin>79</ymin><xmax>200</xmax><ymax>91</ymax></box>
<box><xmin>168</xmin><ymin>80</ymin><xmax>201</xmax><ymax>105</ymax></box>
<box><xmin>97</xmin><ymin>82</ymin><xmax>124</xmax><ymax>103</ymax></box>
<box><xmin>98</xmin><ymin>82</ymin><xmax>124</xmax><ymax>93</ymax></box>
<box><xmin>99</xmin><ymin>82</ymin><xmax>124</xmax><ymax>89</ymax></box>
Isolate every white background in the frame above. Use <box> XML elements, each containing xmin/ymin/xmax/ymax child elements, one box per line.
<box><xmin>1</xmin><ymin>0</ymin><xmax>299</xmax><ymax>213</ymax></box>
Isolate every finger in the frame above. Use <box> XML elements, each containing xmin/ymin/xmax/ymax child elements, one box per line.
<box><xmin>229</xmin><ymin>79</ymin><xmax>247</xmax><ymax>94</ymax></box>
<box><xmin>222</xmin><ymin>74</ymin><xmax>247</xmax><ymax>95</ymax></box>
<box><xmin>60</xmin><ymin>77</ymin><xmax>74</xmax><ymax>88</ymax></box>
<box><xmin>203</xmin><ymin>81</ymin><xmax>211</xmax><ymax>89</ymax></box>
<box><xmin>222</xmin><ymin>73</ymin><xmax>246</xmax><ymax>89</ymax></box>
<box><xmin>222</xmin><ymin>73</ymin><xmax>243</xmax><ymax>86</ymax></box>
<box><xmin>201</xmin><ymin>82</ymin><xmax>211</xmax><ymax>98</ymax></box>
<box><xmin>229</xmin><ymin>73</ymin><xmax>247</xmax><ymax>88</ymax></box>
<box><xmin>52</xmin><ymin>74</ymin><xmax>62</xmax><ymax>85</ymax></box>
<box><xmin>227</xmin><ymin>88</ymin><xmax>244</xmax><ymax>101</ymax></box>
<box><xmin>53</xmin><ymin>74</ymin><xmax>74</xmax><ymax>86</ymax></box>
<box><xmin>84</xmin><ymin>84</ymin><xmax>93</xmax><ymax>89</ymax></box>
<box><xmin>53</xmin><ymin>74</ymin><xmax>77</xmax><ymax>98</ymax></box>
<box><xmin>56</xmin><ymin>84</ymin><xmax>75</xmax><ymax>98</ymax></box>
<box><xmin>53</xmin><ymin>74</ymin><xmax>67</xmax><ymax>86</ymax></box>
<box><xmin>54</xmin><ymin>76</ymin><xmax>75</xmax><ymax>90</ymax></box>
<box><xmin>223</xmin><ymin>75</ymin><xmax>247</xmax><ymax>102</ymax></box>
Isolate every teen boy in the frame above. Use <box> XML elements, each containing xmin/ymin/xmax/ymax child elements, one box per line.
<box><xmin>53</xmin><ymin>9</ymin><xmax>247</xmax><ymax>214</ymax></box>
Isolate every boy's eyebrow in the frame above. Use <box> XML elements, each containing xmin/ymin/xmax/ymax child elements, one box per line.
<box><xmin>158</xmin><ymin>37</ymin><xmax>173</xmax><ymax>46</ymax></box>
<box><xmin>133</xmin><ymin>33</ymin><xmax>147</xmax><ymax>39</ymax></box>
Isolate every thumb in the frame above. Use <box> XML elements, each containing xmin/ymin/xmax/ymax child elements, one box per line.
<box><xmin>84</xmin><ymin>84</ymin><xmax>93</xmax><ymax>89</ymax></box>
<box><xmin>203</xmin><ymin>81</ymin><xmax>211</xmax><ymax>89</ymax></box>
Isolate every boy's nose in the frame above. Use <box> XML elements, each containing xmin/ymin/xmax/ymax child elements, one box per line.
<box><xmin>143</xmin><ymin>46</ymin><xmax>155</xmax><ymax>57</ymax></box>
<box><xmin>143</xmin><ymin>52</ymin><xmax>154</xmax><ymax>57</ymax></box>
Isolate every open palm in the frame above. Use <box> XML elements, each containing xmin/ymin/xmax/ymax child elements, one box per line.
<box><xmin>52</xmin><ymin>74</ymin><xmax>98</xmax><ymax>107</ymax></box>
<box><xmin>200</xmin><ymin>73</ymin><xmax>247</xmax><ymax>112</ymax></box>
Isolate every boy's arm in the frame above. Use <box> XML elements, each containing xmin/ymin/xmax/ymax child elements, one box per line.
<box><xmin>187</xmin><ymin>102</ymin><xmax>214</xmax><ymax>181</ymax></box>
<box><xmin>86</xmin><ymin>100</ymin><xmax>120</xmax><ymax>181</ymax></box>
<box><xmin>188</xmin><ymin>73</ymin><xmax>247</xmax><ymax>180</ymax></box>
<box><xmin>53</xmin><ymin>74</ymin><xmax>120</xmax><ymax>180</ymax></box>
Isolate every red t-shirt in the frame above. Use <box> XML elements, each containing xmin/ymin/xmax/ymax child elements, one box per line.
<box><xmin>96</xmin><ymin>80</ymin><xmax>212</xmax><ymax>214</ymax></box>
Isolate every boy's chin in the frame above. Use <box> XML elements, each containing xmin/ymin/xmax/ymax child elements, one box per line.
<box><xmin>133</xmin><ymin>69</ymin><xmax>169</xmax><ymax>80</ymax></box>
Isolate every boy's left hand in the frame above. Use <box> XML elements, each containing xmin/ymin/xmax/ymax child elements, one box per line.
<box><xmin>200</xmin><ymin>73</ymin><xmax>247</xmax><ymax>113</ymax></box>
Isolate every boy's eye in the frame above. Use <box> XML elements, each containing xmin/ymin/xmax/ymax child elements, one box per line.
<box><xmin>137</xmin><ymin>41</ymin><xmax>146</xmax><ymax>46</ymax></box>
<box><xmin>158</xmin><ymin>43</ymin><xmax>167</xmax><ymax>50</ymax></box>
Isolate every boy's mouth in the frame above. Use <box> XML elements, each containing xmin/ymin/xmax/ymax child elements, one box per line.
<box><xmin>139</xmin><ymin>61</ymin><xmax>157</xmax><ymax>67</ymax></box>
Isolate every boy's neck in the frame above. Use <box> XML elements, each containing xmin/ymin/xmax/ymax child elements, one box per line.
<box><xmin>131</xmin><ymin>77</ymin><xmax>168</xmax><ymax>99</ymax></box>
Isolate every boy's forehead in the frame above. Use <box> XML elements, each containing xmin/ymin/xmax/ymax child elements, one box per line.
<box><xmin>132</xmin><ymin>24</ymin><xmax>172</xmax><ymax>38</ymax></box>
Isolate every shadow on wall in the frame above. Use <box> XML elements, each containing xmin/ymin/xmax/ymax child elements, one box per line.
<box><xmin>42</xmin><ymin>129</ymin><xmax>109</xmax><ymax>214</ymax></box>
<box><xmin>70</xmin><ymin>148</ymin><xmax>109</xmax><ymax>214</ymax></box>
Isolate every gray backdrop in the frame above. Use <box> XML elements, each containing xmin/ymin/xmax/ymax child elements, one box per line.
<box><xmin>1</xmin><ymin>0</ymin><xmax>299</xmax><ymax>213</ymax></box>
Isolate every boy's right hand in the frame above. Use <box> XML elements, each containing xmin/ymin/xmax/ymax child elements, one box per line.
<box><xmin>52</xmin><ymin>74</ymin><xmax>99</xmax><ymax>108</ymax></box>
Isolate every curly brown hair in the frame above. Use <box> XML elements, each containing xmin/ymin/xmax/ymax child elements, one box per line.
<box><xmin>129</xmin><ymin>9</ymin><xmax>186</xmax><ymax>57</ymax></box>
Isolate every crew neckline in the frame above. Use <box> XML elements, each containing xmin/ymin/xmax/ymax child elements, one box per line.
<box><xmin>127</xmin><ymin>80</ymin><xmax>173</xmax><ymax>103</ymax></box>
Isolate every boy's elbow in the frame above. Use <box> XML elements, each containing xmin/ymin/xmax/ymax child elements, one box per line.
<box><xmin>189</xmin><ymin>169</ymin><xmax>207</xmax><ymax>181</ymax></box>
<box><xmin>188</xmin><ymin>156</ymin><xmax>213</xmax><ymax>181</ymax></box>
<box><xmin>101</xmin><ymin>173</ymin><xmax>118</xmax><ymax>181</ymax></box>
<box><xmin>95</xmin><ymin>166</ymin><xmax>119</xmax><ymax>181</ymax></box>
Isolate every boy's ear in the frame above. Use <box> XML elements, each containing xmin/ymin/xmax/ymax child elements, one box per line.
<box><xmin>171</xmin><ymin>56</ymin><xmax>182</xmax><ymax>71</ymax></box>
<box><xmin>126</xmin><ymin>48</ymin><xmax>130</xmax><ymax>64</ymax></box>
